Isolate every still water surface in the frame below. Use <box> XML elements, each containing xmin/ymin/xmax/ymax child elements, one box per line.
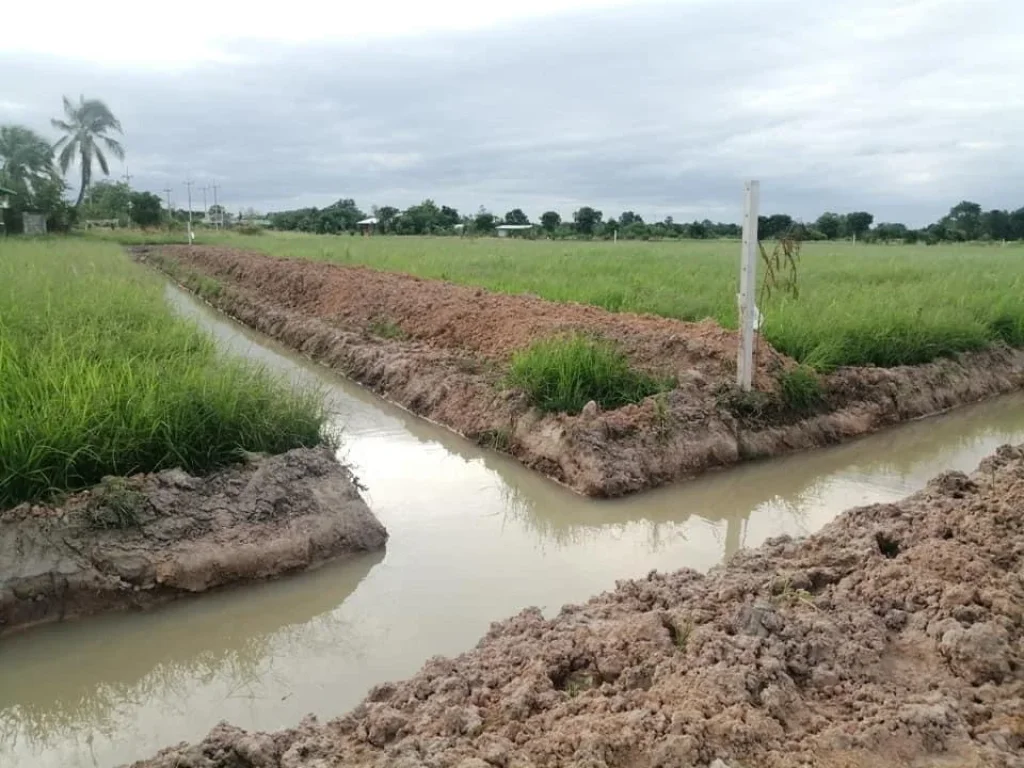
<box><xmin>2</xmin><ymin>286</ymin><xmax>1024</xmax><ymax>767</ymax></box>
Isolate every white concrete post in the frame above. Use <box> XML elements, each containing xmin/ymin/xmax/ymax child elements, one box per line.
<box><xmin>736</xmin><ymin>180</ymin><xmax>760</xmax><ymax>391</ymax></box>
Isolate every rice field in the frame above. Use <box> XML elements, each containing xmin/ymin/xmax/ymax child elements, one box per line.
<box><xmin>98</xmin><ymin>229</ymin><xmax>1024</xmax><ymax>370</ymax></box>
<box><xmin>0</xmin><ymin>239</ymin><xmax>327</xmax><ymax>507</ymax></box>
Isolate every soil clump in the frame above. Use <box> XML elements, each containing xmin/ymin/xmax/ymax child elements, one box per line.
<box><xmin>0</xmin><ymin>447</ymin><xmax>386</xmax><ymax>636</ymax></box>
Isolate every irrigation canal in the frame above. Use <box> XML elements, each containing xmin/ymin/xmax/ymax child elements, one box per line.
<box><xmin>3</xmin><ymin>283</ymin><xmax>1024</xmax><ymax>767</ymax></box>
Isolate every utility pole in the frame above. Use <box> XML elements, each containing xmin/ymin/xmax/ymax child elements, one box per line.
<box><xmin>162</xmin><ymin>188</ymin><xmax>173</xmax><ymax>226</ymax></box>
<box><xmin>736</xmin><ymin>180</ymin><xmax>760</xmax><ymax>391</ymax></box>
<box><xmin>200</xmin><ymin>185</ymin><xmax>208</xmax><ymax>223</ymax></box>
<box><xmin>184</xmin><ymin>179</ymin><xmax>194</xmax><ymax>244</ymax></box>
<box><xmin>211</xmin><ymin>183</ymin><xmax>221</xmax><ymax>228</ymax></box>
<box><xmin>123</xmin><ymin>164</ymin><xmax>133</xmax><ymax>226</ymax></box>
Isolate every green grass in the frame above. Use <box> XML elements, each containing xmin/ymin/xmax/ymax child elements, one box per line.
<box><xmin>126</xmin><ymin>229</ymin><xmax>1024</xmax><ymax>371</ymax></box>
<box><xmin>0</xmin><ymin>239</ymin><xmax>328</xmax><ymax>508</ymax></box>
<box><xmin>778</xmin><ymin>365</ymin><xmax>825</xmax><ymax>412</ymax></box>
<box><xmin>506</xmin><ymin>334</ymin><xmax>670</xmax><ymax>414</ymax></box>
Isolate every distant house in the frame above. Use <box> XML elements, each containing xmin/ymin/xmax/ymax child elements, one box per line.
<box><xmin>495</xmin><ymin>224</ymin><xmax>535</xmax><ymax>238</ymax></box>
<box><xmin>0</xmin><ymin>186</ymin><xmax>14</xmax><ymax>236</ymax></box>
<box><xmin>357</xmin><ymin>216</ymin><xmax>378</xmax><ymax>235</ymax></box>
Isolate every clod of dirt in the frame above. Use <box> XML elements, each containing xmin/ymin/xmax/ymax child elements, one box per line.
<box><xmin>132</xmin><ymin>443</ymin><xmax>1024</xmax><ymax>768</ymax></box>
<box><xmin>139</xmin><ymin>246</ymin><xmax>1024</xmax><ymax>497</ymax></box>
<box><xmin>0</xmin><ymin>447</ymin><xmax>386</xmax><ymax>636</ymax></box>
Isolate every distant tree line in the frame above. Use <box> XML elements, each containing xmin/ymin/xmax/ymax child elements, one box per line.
<box><xmin>267</xmin><ymin>198</ymin><xmax>1024</xmax><ymax>244</ymax></box>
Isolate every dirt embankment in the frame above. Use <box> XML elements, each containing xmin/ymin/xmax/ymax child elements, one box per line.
<box><xmin>0</xmin><ymin>447</ymin><xmax>387</xmax><ymax>637</ymax></box>
<box><xmin>134</xmin><ymin>442</ymin><xmax>1024</xmax><ymax>768</ymax></box>
<box><xmin>140</xmin><ymin>246</ymin><xmax>1024</xmax><ymax>497</ymax></box>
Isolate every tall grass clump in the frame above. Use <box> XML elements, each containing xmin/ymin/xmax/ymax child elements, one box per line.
<box><xmin>777</xmin><ymin>365</ymin><xmax>824</xmax><ymax>412</ymax></box>
<box><xmin>0</xmin><ymin>239</ymin><xmax>327</xmax><ymax>508</ymax></box>
<box><xmin>506</xmin><ymin>334</ymin><xmax>670</xmax><ymax>414</ymax></box>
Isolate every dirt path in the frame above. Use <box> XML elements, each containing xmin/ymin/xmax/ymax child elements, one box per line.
<box><xmin>140</xmin><ymin>246</ymin><xmax>1024</xmax><ymax>496</ymax></box>
<box><xmin>0</xmin><ymin>448</ymin><xmax>387</xmax><ymax>636</ymax></box>
<box><xmin>134</xmin><ymin>442</ymin><xmax>1024</xmax><ymax>768</ymax></box>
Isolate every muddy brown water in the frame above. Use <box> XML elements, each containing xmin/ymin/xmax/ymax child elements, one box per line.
<box><xmin>2</xmin><ymin>286</ymin><xmax>1024</xmax><ymax>768</ymax></box>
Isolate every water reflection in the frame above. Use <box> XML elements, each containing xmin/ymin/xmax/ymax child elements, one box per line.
<box><xmin>0</xmin><ymin>551</ymin><xmax>382</xmax><ymax>756</ymax></box>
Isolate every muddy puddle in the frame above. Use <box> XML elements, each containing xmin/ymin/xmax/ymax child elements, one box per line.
<box><xmin>2</xmin><ymin>285</ymin><xmax>1024</xmax><ymax>768</ymax></box>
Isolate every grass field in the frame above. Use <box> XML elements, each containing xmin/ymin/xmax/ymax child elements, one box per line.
<box><xmin>98</xmin><ymin>229</ymin><xmax>1024</xmax><ymax>370</ymax></box>
<box><xmin>0</xmin><ymin>239</ymin><xmax>327</xmax><ymax>508</ymax></box>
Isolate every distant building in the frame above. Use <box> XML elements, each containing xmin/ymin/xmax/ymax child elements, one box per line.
<box><xmin>357</xmin><ymin>216</ymin><xmax>379</xmax><ymax>235</ymax></box>
<box><xmin>0</xmin><ymin>186</ymin><xmax>14</xmax><ymax>236</ymax></box>
<box><xmin>22</xmin><ymin>212</ymin><xmax>47</xmax><ymax>235</ymax></box>
<box><xmin>495</xmin><ymin>224</ymin><xmax>535</xmax><ymax>238</ymax></box>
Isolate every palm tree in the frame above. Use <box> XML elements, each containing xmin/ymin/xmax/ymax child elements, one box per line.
<box><xmin>51</xmin><ymin>96</ymin><xmax>125</xmax><ymax>207</ymax></box>
<box><xmin>0</xmin><ymin>125</ymin><xmax>59</xmax><ymax>198</ymax></box>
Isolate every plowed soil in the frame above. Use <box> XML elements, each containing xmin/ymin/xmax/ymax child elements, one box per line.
<box><xmin>138</xmin><ymin>246</ymin><xmax>1024</xmax><ymax>496</ymax></box>
<box><xmin>135</xmin><ymin>442</ymin><xmax>1024</xmax><ymax>768</ymax></box>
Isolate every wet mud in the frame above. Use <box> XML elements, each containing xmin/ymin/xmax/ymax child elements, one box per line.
<box><xmin>0</xmin><ymin>447</ymin><xmax>387</xmax><ymax>636</ymax></box>
<box><xmin>139</xmin><ymin>245</ymin><xmax>1024</xmax><ymax>497</ymax></box>
<box><xmin>133</xmin><ymin>442</ymin><xmax>1024</xmax><ymax>768</ymax></box>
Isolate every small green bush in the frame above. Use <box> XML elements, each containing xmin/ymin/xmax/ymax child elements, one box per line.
<box><xmin>778</xmin><ymin>365</ymin><xmax>824</xmax><ymax>412</ymax></box>
<box><xmin>367</xmin><ymin>317</ymin><xmax>407</xmax><ymax>340</ymax></box>
<box><xmin>506</xmin><ymin>334</ymin><xmax>670</xmax><ymax>414</ymax></box>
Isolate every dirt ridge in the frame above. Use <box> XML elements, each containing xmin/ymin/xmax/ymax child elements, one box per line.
<box><xmin>140</xmin><ymin>246</ymin><xmax>1024</xmax><ymax>496</ymax></box>
<box><xmin>0</xmin><ymin>447</ymin><xmax>387</xmax><ymax>636</ymax></box>
<box><xmin>133</xmin><ymin>442</ymin><xmax>1024</xmax><ymax>768</ymax></box>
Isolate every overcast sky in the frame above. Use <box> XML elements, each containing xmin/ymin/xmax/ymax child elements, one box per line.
<box><xmin>2</xmin><ymin>0</ymin><xmax>1021</xmax><ymax>225</ymax></box>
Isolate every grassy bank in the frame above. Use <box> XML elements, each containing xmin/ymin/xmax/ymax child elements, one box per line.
<box><xmin>0</xmin><ymin>239</ymin><xmax>327</xmax><ymax>508</ymax></box>
<box><xmin>90</xmin><ymin>230</ymin><xmax>1024</xmax><ymax>370</ymax></box>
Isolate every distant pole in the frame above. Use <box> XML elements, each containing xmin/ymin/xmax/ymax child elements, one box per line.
<box><xmin>123</xmin><ymin>163</ymin><xmax>133</xmax><ymax>226</ymax></box>
<box><xmin>162</xmin><ymin>188</ymin><xmax>172</xmax><ymax>225</ymax></box>
<box><xmin>736</xmin><ymin>180</ymin><xmax>760</xmax><ymax>391</ymax></box>
<box><xmin>200</xmin><ymin>185</ymin><xmax>208</xmax><ymax>221</ymax></box>
<box><xmin>211</xmin><ymin>183</ymin><xmax>221</xmax><ymax>228</ymax></box>
<box><xmin>184</xmin><ymin>179</ymin><xmax>194</xmax><ymax>244</ymax></box>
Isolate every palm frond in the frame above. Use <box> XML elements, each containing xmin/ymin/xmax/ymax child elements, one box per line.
<box><xmin>101</xmin><ymin>135</ymin><xmax>126</xmax><ymax>161</ymax></box>
<box><xmin>57</xmin><ymin>141</ymin><xmax>76</xmax><ymax>173</ymax></box>
<box><xmin>94</xmin><ymin>145</ymin><xmax>110</xmax><ymax>176</ymax></box>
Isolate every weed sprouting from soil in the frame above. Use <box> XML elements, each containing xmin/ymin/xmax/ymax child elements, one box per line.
<box><xmin>0</xmin><ymin>240</ymin><xmax>329</xmax><ymax>508</ymax></box>
<box><xmin>716</xmin><ymin>386</ymin><xmax>778</xmax><ymax>424</ymax></box>
<box><xmin>84</xmin><ymin>477</ymin><xmax>147</xmax><ymax>529</ymax></box>
<box><xmin>479</xmin><ymin>427</ymin><xmax>513</xmax><ymax>452</ymax></box>
<box><xmin>367</xmin><ymin>317</ymin><xmax>407</xmax><ymax>340</ymax></box>
<box><xmin>652</xmin><ymin>392</ymin><xmax>673</xmax><ymax>439</ymax></box>
<box><xmin>778</xmin><ymin>365</ymin><xmax>824</xmax><ymax>413</ymax></box>
<box><xmin>506</xmin><ymin>334</ymin><xmax>672</xmax><ymax>415</ymax></box>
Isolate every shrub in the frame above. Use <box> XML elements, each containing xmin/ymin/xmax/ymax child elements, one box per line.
<box><xmin>506</xmin><ymin>334</ymin><xmax>670</xmax><ymax>414</ymax></box>
<box><xmin>778</xmin><ymin>365</ymin><xmax>824</xmax><ymax>412</ymax></box>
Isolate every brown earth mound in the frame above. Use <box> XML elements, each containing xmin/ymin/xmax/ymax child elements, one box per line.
<box><xmin>0</xmin><ymin>447</ymin><xmax>387</xmax><ymax>636</ymax></box>
<box><xmin>133</xmin><ymin>443</ymin><xmax>1024</xmax><ymax>768</ymax></box>
<box><xmin>140</xmin><ymin>246</ymin><xmax>1024</xmax><ymax>497</ymax></box>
